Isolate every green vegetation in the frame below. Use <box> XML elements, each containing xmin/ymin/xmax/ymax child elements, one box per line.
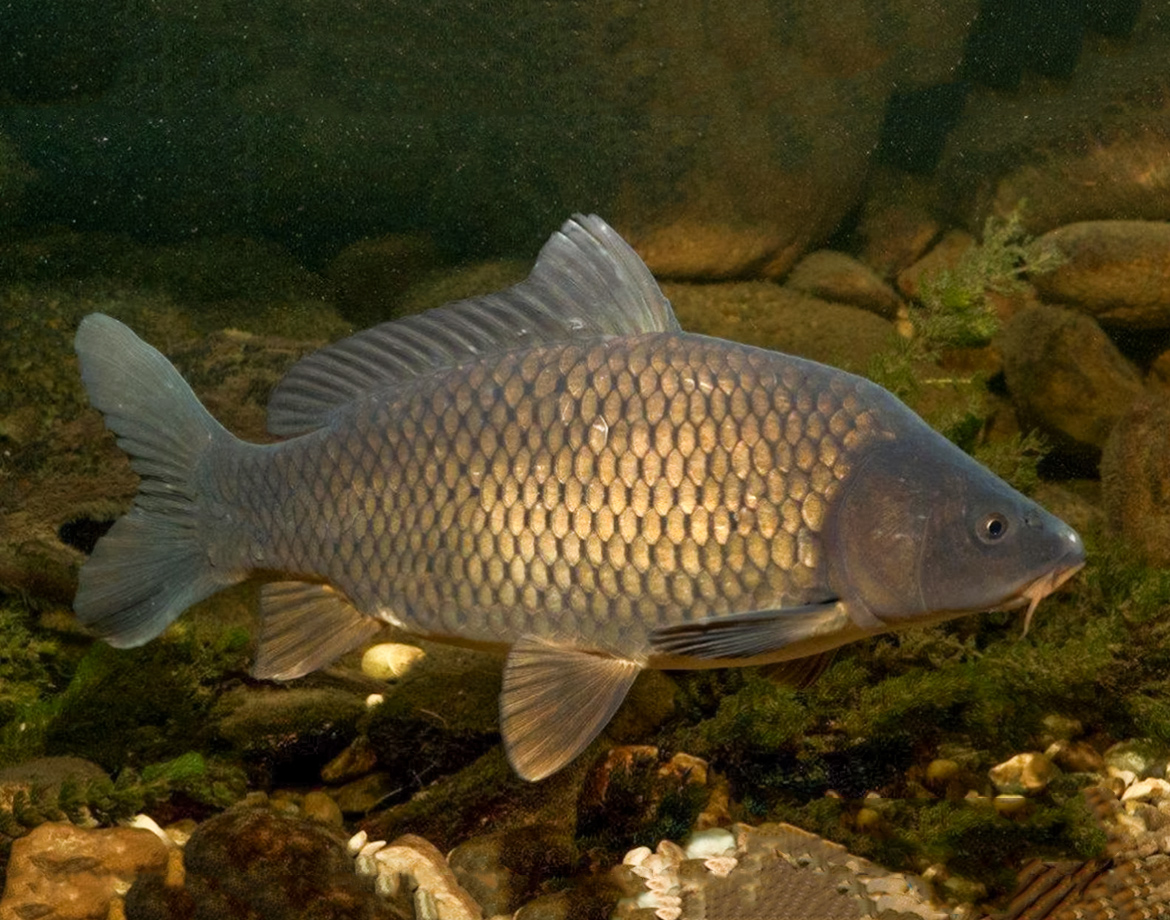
<box><xmin>658</xmin><ymin>526</ymin><xmax>1170</xmax><ymax>900</ymax></box>
<box><xmin>0</xmin><ymin>752</ymin><xmax>247</xmax><ymax>838</ymax></box>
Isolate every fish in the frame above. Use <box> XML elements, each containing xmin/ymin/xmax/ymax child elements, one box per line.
<box><xmin>72</xmin><ymin>215</ymin><xmax>1086</xmax><ymax>782</ymax></box>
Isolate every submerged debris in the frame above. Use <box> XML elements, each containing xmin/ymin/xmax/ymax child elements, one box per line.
<box><xmin>613</xmin><ymin>822</ymin><xmax>953</xmax><ymax>920</ymax></box>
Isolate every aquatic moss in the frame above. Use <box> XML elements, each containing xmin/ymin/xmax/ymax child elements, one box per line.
<box><xmin>0</xmin><ymin>752</ymin><xmax>247</xmax><ymax>838</ymax></box>
<box><xmin>40</xmin><ymin>627</ymin><xmax>250</xmax><ymax>773</ymax></box>
<box><xmin>0</xmin><ymin>600</ymin><xmax>60</xmax><ymax>727</ymax></box>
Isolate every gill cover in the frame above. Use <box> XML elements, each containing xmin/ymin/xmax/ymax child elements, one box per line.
<box><xmin>829</xmin><ymin>425</ymin><xmax>1079</xmax><ymax>627</ymax></box>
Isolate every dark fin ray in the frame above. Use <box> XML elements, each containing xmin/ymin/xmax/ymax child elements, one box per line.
<box><xmin>760</xmin><ymin>651</ymin><xmax>838</xmax><ymax>689</ymax></box>
<box><xmin>253</xmin><ymin>582</ymin><xmax>384</xmax><ymax>680</ymax></box>
<box><xmin>267</xmin><ymin>214</ymin><xmax>679</xmax><ymax>435</ymax></box>
<box><xmin>73</xmin><ymin>314</ymin><xmax>240</xmax><ymax>647</ymax></box>
<box><xmin>650</xmin><ymin>603</ymin><xmax>847</xmax><ymax>660</ymax></box>
<box><xmin>500</xmin><ymin>636</ymin><xmax>641</xmax><ymax>782</ymax></box>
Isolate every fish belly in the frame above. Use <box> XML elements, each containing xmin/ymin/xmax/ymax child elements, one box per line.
<box><xmin>234</xmin><ymin>332</ymin><xmax>884</xmax><ymax>660</ymax></box>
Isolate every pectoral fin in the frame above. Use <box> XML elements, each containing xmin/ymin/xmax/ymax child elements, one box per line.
<box><xmin>500</xmin><ymin>637</ymin><xmax>642</xmax><ymax>782</ymax></box>
<box><xmin>253</xmin><ymin>581</ymin><xmax>384</xmax><ymax>681</ymax></box>
<box><xmin>650</xmin><ymin>602</ymin><xmax>848</xmax><ymax>660</ymax></box>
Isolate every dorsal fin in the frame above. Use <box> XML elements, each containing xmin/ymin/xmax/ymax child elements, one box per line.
<box><xmin>267</xmin><ymin>214</ymin><xmax>680</xmax><ymax>436</ymax></box>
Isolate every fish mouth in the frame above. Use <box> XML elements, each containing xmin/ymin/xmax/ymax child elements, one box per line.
<box><xmin>1014</xmin><ymin>556</ymin><xmax>1086</xmax><ymax>635</ymax></box>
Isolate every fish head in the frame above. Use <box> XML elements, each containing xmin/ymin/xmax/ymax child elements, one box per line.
<box><xmin>828</xmin><ymin>429</ymin><xmax>1085</xmax><ymax>632</ymax></box>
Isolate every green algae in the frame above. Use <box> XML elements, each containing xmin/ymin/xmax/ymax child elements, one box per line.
<box><xmin>648</xmin><ymin>523</ymin><xmax>1170</xmax><ymax>900</ymax></box>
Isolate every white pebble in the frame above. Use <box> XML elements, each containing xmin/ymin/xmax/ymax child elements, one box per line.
<box><xmin>623</xmin><ymin>845</ymin><xmax>652</xmax><ymax>867</ymax></box>
<box><xmin>703</xmin><ymin>855</ymin><xmax>738</xmax><ymax>878</ymax></box>
<box><xmin>347</xmin><ymin>830</ymin><xmax>368</xmax><ymax>856</ymax></box>
<box><xmin>1122</xmin><ymin>778</ymin><xmax>1170</xmax><ymax>804</ymax></box>
<box><xmin>359</xmin><ymin>839</ymin><xmax>387</xmax><ymax>859</ymax></box>
<box><xmin>365</xmin><ymin>693</ymin><xmax>385</xmax><ymax>709</ymax></box>
<box><xmin>362</xmin><ymin>643</ymin><xmax>426</xmax><ymax>680</ymax></box>
<box><xmin>684</xmin><ymin>828</ymin><xmax>736</xmax><ymax>860</ymax></box>
<box><xmin>124</xmin><ymin>814</ymin><xmax>170</xmax><ymax>846</ymax></box>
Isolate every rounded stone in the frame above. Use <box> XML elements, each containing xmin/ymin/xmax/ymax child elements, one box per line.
<box><xmin>361</xmin><ymin>642</ymin><xmax>427</xmax><ymax>680</ymax></box>
<box><xmin>1000</xmin><ymin>305</ymin><xmax>1143</xmax><ymax>457</ymax></box>
<box><xmin>1101</xmin><ymin>394</ymin><xmax>1170</xmax><ymax>565</ymax></box>
<box><xmin>989</xmin><ymin>752</ymin><xmax>1059</xmax><ymax>796</ymax></box>
<box><xmin>1031</xmin><ymin>220</ymin><xmax>1170</xmax><ymax>328</ymax></box>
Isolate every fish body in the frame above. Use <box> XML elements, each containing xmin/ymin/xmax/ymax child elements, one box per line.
<box><xmin>74</xmin><ymin>216</ymin><xmax>1085</xmax><ymax>780</ymax></box>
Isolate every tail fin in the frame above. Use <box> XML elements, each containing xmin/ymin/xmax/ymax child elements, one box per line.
<box><xmin>73</xmin><ymin>314</ymin><xmax>240</xmax><ymax>647</ymax></box>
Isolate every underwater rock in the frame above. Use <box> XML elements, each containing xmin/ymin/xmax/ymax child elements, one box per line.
<box><xmin>1045</xmin><ymin>740</ymin><xmax>1105</xmax><ymax>776</ymax></box>
<box><xmin>349</xmin><ymin>831</ymin><xmax>482</xmax><ymax>920</ymax></box>
<box><xmin>325</xmin><ymin>232</ymin><xmax>441</xmax><ymax>326</ymax></box>
<box><xmin>333</xmin><ymin>773</ymin><xmax>403</xmax><ymax>816</ymax></box>
<box><xmin>125</xmin><ymin>806</ymin><xmax>392</xmax><ymax>920</ymax></box>
<box><xmin>934</xmin><ymin>7</ymin><xmax>1170</xmax><ymax>234</ymax></box>
<box><xmin>783</xmin><ymin>249</ymin><xmax>901</xmax><ymax>319</ymax></box>
<box><xmin>1101</xmin><ymin>394</ymin><xmax>1170</xmax><ymax>566</ymax></box>
<box><xmin>212</xmin><ymin>686</ymin><xmax>367</xmax><ymax>786</ymax></box>
<box><xmin>1102</xmin><ymin>739</ymin><xmax>1170</xmax><ymax>780</ymax></box>
<box><xmin>0</xmin><ymin>756</ymin><xmax>108</xmax><ymax>814</ymax></box>
<box><xmin>895</xmin><ymin>229</ymin><xmax>975</xmax><ymax>301</ymax></box>
<box><xmin>662</xmin><ymin>281</ymin><xmax>896</xmax><ymax>371</ymax></box>
<box><xmin>989</xmin><ymin>753</ymin><xmax>1060</xmax><ymax>796</ymax></box>
<box><xmin>447</xmin><ymin>824</ymin><xmax>575</xmax><ymax>917</ymax></box>
<box><xmin>855</xmin><ymin>170</ymin><xmax>944</xmax><ymax>279</ymax></box>
<box><xmin>364</xmin><ymin>642</ymin><xmax>502</xmax><ymax>791</ymax></box>
<box><xmin>613</xmin><ymin>822</ymin><xmax>948</xmax><ymax>920</ymax></box>
<box><xmin>322</xmin><ymin>736</ymin><xmax>380</xmax><ymax>785</ymax></box>
<box><xmin>301</xmin><ymin>789</ymin><xmax>344</xmax><ymax>827</ymax></box>
<box><xmin>999</xmin><ymin>305</ymin><xmax>1143</xmax><ymax>460</ymax></box>
<box><xmin>0</xmin><ymin>821</ymin><xmax>168</xmax><ymax>920</ymax></box>
<box><xmin>1030</xmin><ymin>221</ymin><xmax>1170</xmax><ymax>328</ymax></box>
<box><xmin>577</xmin><ymin>748</ymin><xmax>715</xmax><ymax>852</ymax></box>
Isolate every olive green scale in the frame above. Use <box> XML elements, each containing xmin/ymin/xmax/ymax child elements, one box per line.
<box><xmin>233</xmin><ymin>332</ymin><xmax>885</xmax><ymax>658</ymax></box>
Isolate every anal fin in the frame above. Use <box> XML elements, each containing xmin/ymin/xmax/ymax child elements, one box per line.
<box><xmin>253</xmin><ymin>581</ymin><xmax>384</xmax><ymax>680</ymax></box>
<box><xmin>500</xmin><ymin>637</ymin><xmax>642</xmax><ymax>782</ymax></box>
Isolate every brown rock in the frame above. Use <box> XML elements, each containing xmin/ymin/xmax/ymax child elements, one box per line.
<box><xmin>1000</xmin><ymin>305</ymin><xmax>1144</xmax><ymax>458</ymax></box>
<box><xmin>663</xmin><ymin>281</ymin><xmax>896</xmax><ymax>371</ymax></box>
<box><xmin>1101</xmin><ymin>393</ymin><xmax>1170</xmax><ymax>565</ymax></box>
<box><xmin>448</xmin><ymin>825</ymin><xmax>575</xmax><ymax>917</ymax></box>
<box><xmin>124</xmin><ymin>807</ymin><xmax>389</xmax><ymax>920</ymax></box>
<box><xmin>608</xmin><ymin>3</ymin><xmax>976</xmax><ymax>281</ymax></box>
<box><xmin>784</xmin><ymin>250</ymin><xmax>901</xmax><ymax>319</ymax></box>
<box><xmin>326</xmin><ymin>233</ymin><xmax>440</xmax><ymax>325</ymax></box>
<box><xmin>855</xmin><ymin>170</ymin><xmax>944</xmax><ymax>278</ymax></box>
<box><xmin>0</xmin><ymin>757</ymin><xmax>109</xmax><ymax>813</ymax></box>
<box><xmin>1031</xmin><ymin>221</ymin><xmax>1170</xmax><ymax>328</ymax></box>
<box><xmin>895</xmin><ymin>229</ymin><xmax>975</xmax><ymax>300</ymax></box>
<box><xmin>1048</xmin><ymin>740</ymin><xmax>1106</xmax><ymax>775</ymax></box>
<box><xmin>0</xmin><ymin>822</ymin><xmax>168</xmax><ymax>920</ymax></box>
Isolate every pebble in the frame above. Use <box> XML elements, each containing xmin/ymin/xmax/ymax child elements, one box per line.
<box><xmin>1104</xmin><ymin>739</ymin><xmax>1170</xmax><ymax>779</ymax></box>
<box><xmin>361</xmin><ymin>642</ymin><xmax>427</xmax><ymax>680</ymax></box>
<box><xmin>1121</xmin><ymin>778</ymin><xmax>1170</xmax><ymax>805</ymax></box>
<box><xmin>989</xmin><ymin>752</ymin><xmax>1059</xmax><ymax>795</ymax></box>
<box><xmin>993</xmin><ymin>794</ymin><xmax>1030</xmax><ymax>818</ymax></box>
<box><xmin>301</xmin><ymin>789</ymin><xmax>343</xmax><ymax>826</ymax></box>
<box><xmin>1045</xmin><ymin>739</ymin><xmax>1106</xmax><ymax>774</ymax></box>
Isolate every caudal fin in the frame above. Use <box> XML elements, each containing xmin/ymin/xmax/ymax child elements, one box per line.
<box><xmin>73</xmin><ymin>314</ymin><xmax>240</xmax><ymax>647</ymax></box>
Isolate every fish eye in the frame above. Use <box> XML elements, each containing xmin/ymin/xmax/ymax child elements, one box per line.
<box><xmin>979</xmin><ymin>512</ymin><xmax>1009</xmax><ymax>543</ymax></box>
